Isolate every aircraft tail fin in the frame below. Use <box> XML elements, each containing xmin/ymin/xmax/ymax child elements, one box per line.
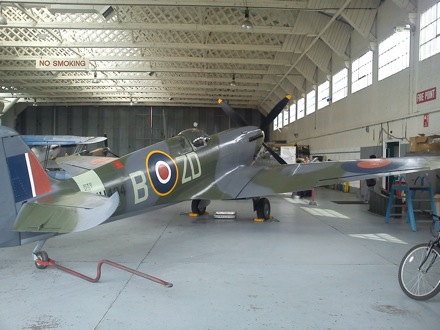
<box><xmin>0</xmin><ymin>126</ymin><xmax>53</xmax><ymax>247</ymax></box>
<box><xmin>3</xmin><ymin>128</ymin><xmax>53</xmax><ymax>203</ymax></box>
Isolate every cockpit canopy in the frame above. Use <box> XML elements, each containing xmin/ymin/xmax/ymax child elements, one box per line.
<box><xmin>178</xmin><ymin>128</ymin><xmax>211</xmax><ymax>150</ymax></box>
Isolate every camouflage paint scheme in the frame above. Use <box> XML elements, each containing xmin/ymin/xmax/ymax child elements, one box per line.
<box><xmin>1</xmin><ymin>122</ymin><xmax>440</xmax><ymax>249</ymax></box>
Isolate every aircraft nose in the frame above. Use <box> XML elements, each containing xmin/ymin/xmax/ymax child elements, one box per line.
<box><xmin>233</xmin><ymin>127</ymin><xmax>264</xmax><ymax>158</ymax></box>
<box><xmin>246</xmin><ymin>129</ymin><xmax>264</xmax><ymax>156</ymax></box>
<box><xmin>247</xmin><ymin>129</ymin><xmax>264</xmax><ymax>141</ymax></box>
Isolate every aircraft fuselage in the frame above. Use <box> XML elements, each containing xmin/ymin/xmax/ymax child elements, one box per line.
<box><xmin>57</xmin><ymin>126</ymin><xmax>264</xmax><ymax>220</ymax></box>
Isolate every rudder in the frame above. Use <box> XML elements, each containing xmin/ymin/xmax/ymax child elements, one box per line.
<box><xmin>0</xmin><ymin>126</ymin><xmax>52</xmax><ymax>247</ymax></box>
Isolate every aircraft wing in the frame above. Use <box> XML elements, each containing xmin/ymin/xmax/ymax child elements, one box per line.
<box><xmin>22</xmin><ymin>135</ymin><xmax>107</xmax><ymax>146</ymax></box>
<box><xmin>229</xmin><ymin>157</ymin><xmax>440</xmax><ymax>199</ymax></box>
<box><xmin>56</xmin><ymin>155</ymin><xmax>117</xmax><ymax>176</ymax></box>
<box><xmin>13</xmin><ymin>191</ymin><xmax>119</xmax><ymax>233</ymax></box>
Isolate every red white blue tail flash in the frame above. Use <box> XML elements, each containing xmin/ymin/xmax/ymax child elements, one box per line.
<box><xmin>7</xmin><ymin>152</ymin><xmax>52</xmax><ymax>202</ymax></box>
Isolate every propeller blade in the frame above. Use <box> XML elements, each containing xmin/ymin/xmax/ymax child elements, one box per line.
<box><xmin>260</xmin><ymin>95</ymin><xmax>291</xmax><ymax>131</ymax></box>
<box><xmin>217</xmin><ymin>97</ymin><xmax>288</xmax><ymax>165</ymax></box>
<box><xmin>262</xmin><ymin>142</ymin><xmax>287</xmax><ymax>165</ymax></box>
<box><xmin>218</xmin><ymin>99</ymin><xmax>248</xmax><ymax>127</ymax></box>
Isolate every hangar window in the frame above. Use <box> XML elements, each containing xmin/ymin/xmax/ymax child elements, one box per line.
<box><xmin>352</xmin><ymin>51</ymin><xmax>373</xmax><ymax>93</ymax></box>
<box><xmin>297</xmin><ymin>97</ymin><xmax>305</xmax><ymax>120</ymax></box>
<box><xmin>273</xmin><ymin>116</ymin><xmax>278</xmax><ymax>130</ymax></box>
<box><xmin>306</xmin><ymin>90</ymin><xmax>316</xmax><ymax>115</ymax></box>
<box><xmin>420</xmin><ymin>3</ymin><xmax>440</xmax><ymax>61</ymax></box>
<box><xmin>280</xmin><ymin>112</ymin><xmax>285</xmax><ymax>128</ymax></box>
<box><xmin>378</xmin><ymin>32</ymin><xmax>410</xmax><ymax>80</ymax></box>
<box><xmin>317</xmin><ymin>81</ymin><xmax>330</xmax><ymax>110</ymax></box>
<box><xmin>289</xmin><ymin>102</ymin><xmax>297</xmax><ymax>123</ymax></box>
<box><xmin>274</xmin><ymin>112</ymin><xmax>283</xmax><ymax>130</ymax></box>
<box><xmin>332</xmin><ymin>68</ymin><xmax>347</xmax><ymax>103</ymax></box>
<box><xmin>283</xmin><ymin>108</ymin><xmax>289</xmax><ymax>126</ymax></box>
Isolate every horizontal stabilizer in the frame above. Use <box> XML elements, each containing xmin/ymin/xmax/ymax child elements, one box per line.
<box><xmin>13</xmin><ymin>191</ymin><xmax>119</xmax><ymax>233</ymax></box>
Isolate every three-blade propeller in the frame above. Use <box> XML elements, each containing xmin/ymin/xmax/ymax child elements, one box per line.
<box><xmin>218</xmin><ymin>96</ymin><xmax>291</xmax><ymax>165</ymax></box>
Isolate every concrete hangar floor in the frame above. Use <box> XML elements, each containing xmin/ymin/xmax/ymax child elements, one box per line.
<box><xmin>0</xmin><ymin>188</ymin><xmax>438</xmax><ymax>329</ymax></box>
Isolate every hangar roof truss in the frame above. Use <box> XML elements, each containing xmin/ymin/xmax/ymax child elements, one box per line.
<box><xmin>0</xmin><ymin>0</ymin><xmax>407</xmax><ymax>113</ymax></box>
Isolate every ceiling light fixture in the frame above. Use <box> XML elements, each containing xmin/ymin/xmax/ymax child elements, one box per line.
<box><xmin>148</xmin><ymin>71</ymin><xmax>155</xmax><ymax>77</ymax></box>
<box><xmin>93</xmin><ymin>71</ymin><xmax>98</xmax><ymax>83</ymax></box>
<box><xmin>99</xmin><ymin>6</ymin><xmax>115</xmax><ymax>20</ymax></box>
<box><xmin>408</xmin><ymin>13</ymin><xmax>418</xmax><ymax>25</ymax></box>
<box><xmin>33</xmin><ymin>98</ymin><xmax>37</xmax><ymax>107</ymax></box>
<box><xmin>241</xmin><ymin>7</ymin><xmax>253</xmax><ymax>30</ymax></box>
<box><xmin>46</xmin><ymin>4</ymin><xmax>114</xmax><ymax>19</ymax></box>
<box><xmin>230</xmin><ymin>74</ymin><xmax>237</xmax><ymax>86</ymax></box>
<box><xmin>0</xmin><ymin>4</ymin><xmax>8</xmax><ymax>25</ymax></box>
<box><xmin>394</xmin><ymin>24</ymin><xmax>413</xmax><ymax>32</ymax></box>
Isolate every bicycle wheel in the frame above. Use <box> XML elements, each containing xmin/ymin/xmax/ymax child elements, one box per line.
<box><xmin>398</xmin><ymin>243</ymin><xmax>440</xmax><ymax>300</ymax></box>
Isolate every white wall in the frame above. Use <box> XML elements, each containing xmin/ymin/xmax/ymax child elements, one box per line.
<box><xmin>272</xmin><ymin>0</ymin><xmax>440</xmax><ymax>161</ymax></box>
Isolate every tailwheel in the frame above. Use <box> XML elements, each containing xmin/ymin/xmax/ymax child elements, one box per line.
<box><xmin>34</xmin><ymin>251</ymin><xmax>49</xmax><ymax>269</ymax></box>
<box><xmin>255</xmin><ymin>197</ymin><xmax>271</xmax><ymax>220</ymax></box>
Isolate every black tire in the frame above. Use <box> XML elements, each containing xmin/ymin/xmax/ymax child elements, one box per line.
<box><xmin>398</xmin><ymin>244</ymin><xmax>440</xmax><ymax>300</ymax></box>
<box><xmin>191</xmin><ymin>199</ymin><xmax>206</xmax><ymax>215</ymax></box>
<box><xmin>256</xmin><ymin>198</ymin><xmax>271</xmax><ymax>220</ymax></box>
<box><xmin>34</xmin><ymin>251</ymin><xmax>49</xmax><ymax>270</ymax></box>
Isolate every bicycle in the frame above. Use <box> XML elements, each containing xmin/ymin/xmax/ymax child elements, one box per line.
<box><xmin>398</xmin><ymin>228</ymin><xmax>440</xmax><ymax>300</ymax></box>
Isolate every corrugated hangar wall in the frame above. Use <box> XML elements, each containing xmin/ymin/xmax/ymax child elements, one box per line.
<box><xmin>15</xmin><ymin>105</ymin><xmax>262</xmax><ymax>156</ymax></box>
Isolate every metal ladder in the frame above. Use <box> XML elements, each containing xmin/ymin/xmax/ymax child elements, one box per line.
<box><xmin>385</xmin><ymin>176</ymin><xmax>437</xmax><ymax>231</ymax></box>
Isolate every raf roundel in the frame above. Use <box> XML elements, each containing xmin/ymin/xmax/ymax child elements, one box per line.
<box><xmin>341</xmin><ymin>158</ymin><xmax>404</xmax><ymax>174</ymax></box>
<box><xmin>156</xmin><ymin>160</ymin><xmax>171</xmax><ymax>184</ymax></box>
<box><xmin>146</xmin><ymin>151</ymin><xmax>179</xmax><ymax>196</ymax></box>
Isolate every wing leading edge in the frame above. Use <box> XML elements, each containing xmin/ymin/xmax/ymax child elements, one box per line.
<box><xmin>233</xmin><ymin>157</ymin><xmax>440</xmax><ymax>199</ymax></box>
<box><xmin>13</xmin><ymin>191</ymin><xmax>119</xmax><ymax>233</ymax></box>
<box><xmin>22</xmin><ymin>135</ymin><xmax>107</xmax><ymax>146</ymax></box>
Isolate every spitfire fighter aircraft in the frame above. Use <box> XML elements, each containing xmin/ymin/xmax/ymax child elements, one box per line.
<box><xmin>1</xmin><ymin>96</ymin><xmax>440</xmax><ymax>269</ymax></box>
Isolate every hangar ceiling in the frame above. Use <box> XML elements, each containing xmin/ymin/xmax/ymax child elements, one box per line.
<box><xmin>0</xmin><ymin>0</ymin><xmax>415</xmax><ymax>114</ymax></box>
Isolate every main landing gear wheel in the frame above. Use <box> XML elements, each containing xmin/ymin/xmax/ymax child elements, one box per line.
<box><xmin>34</xmin><ymin>251</ymin><xmax>49</xmax><ymax>269</ymax></box>
<box><xmin>398</xmin><ymin>244</ymin><xmax>440</xmax><ymax>300</ymax></box>
<box><xmin>255</xmin><ymin>197</ymin><xmax>271</xmax><ymax>220</ymax></box>
<box><xmin>191</xmin><ymin>199</ymin><xmax>208</xmax><ymax>215</ymax></box>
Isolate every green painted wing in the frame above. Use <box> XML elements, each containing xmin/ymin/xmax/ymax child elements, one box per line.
<box><xmin>56</xmin><ymin>155</ymin><xmax>116</xmax><ymax>176</ymax></box>
<box><xmin>230</xmin><ymin>157</ymin><xmax>440</xmax><ymax>199</ymax></box>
